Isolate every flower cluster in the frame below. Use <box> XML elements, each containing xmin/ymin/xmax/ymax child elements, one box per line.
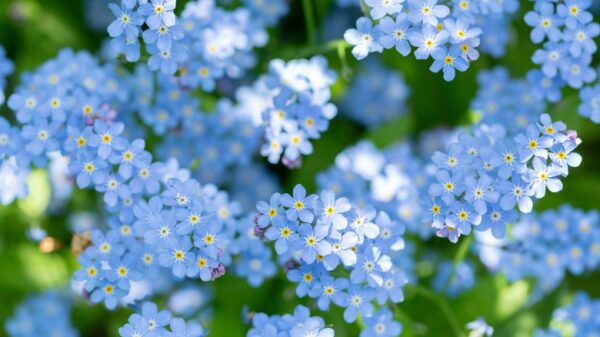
<box><xmin>107</xmin><ymin>0</ymin><xmax>287</xmax><ymax>78</ymax></box>
<box><xmin>177</xmin><ymin>0</ymin><xmax>286</xmax><ymax>88</ymax></box>
<box><xmin>525</xmin><ymin>0</ymin><xmax>598</xmax><ymax>88</ymax></box>
<box><xmin>470</xmin><ymin>67</ymin><xmax>546</xmax><ymax>134</ymax></box>
<box><xmin>317</xmin><ymin>140</ymin><xmax>434</xmax><ymax>240</ymax></box>
<box><xmin>0</xmin><ymin>48</ymin><xmax>277</xmax><ymax>309</ymax></box>
<box><xmin>0</xmin><ymin>45</ymin><xmax>14</xmax><ymax>105</ymax></box>
<box><xmin>240</xmin><ymin>57</ymin><xmax>337</xmax><ymax>166</ymax></box>
<box><xmin>247</xmin><ymin>305</ymin><xmax>335</xmax><ymax>337</ymax></box>
<box><xmin>107</xmin><ymin>0</ymin><xmax>185</xmax><ymax>72</ymax></box>
<box><xmin>5</xmin><ymin>291</ymin><xmax>78</xmax><ymax>337</ymax></box>
<box><xmin>255</xmin><ymin>184</ymin><xmax>407</xmax><ymax>332</ymax></box>
<box><xmin>428</xmin><ymin>113</ymin><xmax>581</xmax><ymax>242</ymax></box>
<box><xmin>496</xmin><ymin>205</ymin><xmax>600</xmax><ymax>299</ymax></box>
<box><xmin>112</xmin><ymin>61</ymin><xmax>275</xmax><ymax>186</ymax></box>
<box><xmin>524</xmin><ymin>0</ymin><xmax>600</xmax><ymax>123</ymax></box>
<box><xmin>119</xmin><ymin>302</ymin><xmax>205</xmax><ymax>337</ymax></box>
<box><xmin>534</xmin><ymin>292</ymin><xmax>600</xmax><ymax>337</ymax></box>
<box><xmin>344</xmin><ymin>0</ymin><xmax>518</xmax><ymax>81</ymax></box>
<box><xmin>340</xmin><ymin>58</ymin><xmax>410</xmax><ymax>127</ymax></box>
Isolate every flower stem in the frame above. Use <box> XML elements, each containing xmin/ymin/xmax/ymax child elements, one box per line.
<box><xmin>302</xmin><ymin>0</ymin><xmax>317</xmax><ymax>45</ymax></box>
<box><xmin>408</xmin><ymin>284</ymin><xmax>465</xmax><ymax>337</ymax></box>
<box><xmin>444</xmin><ymin>235</ymin><xmax>474</xmax><ymax>292</ymax></box>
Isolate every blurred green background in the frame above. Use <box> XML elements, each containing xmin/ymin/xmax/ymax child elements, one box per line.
<box><xmin>1</xmin><ymin>0</ymin><xmax>600</xmax><ymax>336</ymax></box>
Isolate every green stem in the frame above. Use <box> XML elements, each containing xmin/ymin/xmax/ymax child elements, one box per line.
<box><xmin>408</xmin><ymin>284</ymin><xmax>465</xmax><ymax>337</ymax></box>
<box><xmin>279</xmin><ymin>39</ymin><xmax>350</xmax><ymax>60</ymax></box>
<box><xmin>302</xmin><ymin>0</ymin><xmax>317</xmax><ymax>45</ymax></box>
<box><xmin>444</xmin><ymin>235</ymin><xmax>474</xmax><ymax>292</ymax></box>
<box><xmin>337</xmin><ymin>40</ymin><xmax>351</xmax><ymax>80</ymax></box>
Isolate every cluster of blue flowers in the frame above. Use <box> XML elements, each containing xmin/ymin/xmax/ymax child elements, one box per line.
<box><xmin>428</xmin><ymin>113</ymin><xmax>581</xmax><ymax>242</ymax></box>
<box><xmin>340</xmin><ymin>59</ymin><xmax>409</xmax><ymax>127</ymax></box>
<box><xmin>107</xmin><ymin>0</ymin><xmax>287</xmax><ymax>78</ymax></box>
<box><xmin>238</xmin><ymin>57</ymin><xmax>337</xmax><ymax>166</ymax></box>
<box><xmin>344</xmin><ymin>0</ymin><xmax>518</xmax><ymax>81</ymax></box>
<box><xmin>107</xmin><ymin>0</ymin><xmax>183</xmax><ymax>71</ymax></box>
<box><xmin>317</xmin><ymin>140</ymin><xmax>434</xmax><ymax>240</ymax></box>
<box><xmin>534</xmin><ymin>292</ymin><xmax>600</xmax><ymax>337</ymax></box>
<box><xmin>0</xmin><ymin>47</ymin><xmax>280</xmax><ymax>309</ymax></box>
<box><xmin>247</xmin><ymin>305</ymin><xmax>335</xmax><ymax>337</ymax></box>
<box><xmin>0</xmin><ymin>45</ymin><xmax>14</xmax><ymax>105</ymax></box>
<box><xmin>5</xmin><ymin>291</ymin><xmax>78</xmax><ymax>337</ymax></box>
<box><xmin>255</xmin><ymin>184</ymin><xmax>406</xmax><ymax>332</ymax></box>
<box><xmin>119</xmin><ymin>302</ymin><xmax>205</xmax><ymax>337</ymax></box>
<box><xmin>470</xmin><ymin>67</ymin><xmax>547</xmax><ymax>134</ymax></box>
<box><xmin>99</xmin><ymin>60</ymin><xmax>278</xmax><ymax>188</ymax></box>
<box><xmin>525</xmin><ymin>0</ymin><xmax>600</xmax><ymax>123</ymax></box>
<box><xmin>496</xmin><ymin>205</ymin><xmax>600</xmax><ymax>300</ymax></box>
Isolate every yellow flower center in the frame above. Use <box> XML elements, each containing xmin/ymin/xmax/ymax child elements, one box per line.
<box><xmin>101</xmin><ymin>133</ymin><xmax>112</xmax><ymax>144</ymax></box>
<box><xmin>104</xmin><ymin>285</ymin><xmax>114</xmax><ymax>294</ymax></box>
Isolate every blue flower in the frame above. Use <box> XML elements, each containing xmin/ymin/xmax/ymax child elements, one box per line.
<box><xmin>428</xmin><ymin>170</ymin><xmax>463</xmax><ymax>205</ymax></box>
<box><xmin>444</xmin><ymin>15</ymin><xmax>482</xmax><ymax>44</ymax></box>
<box><xmin>563</xmin><ymin>22</ymin><xmax>599</xmax><ymax>58</ymax></box>
<box><xmin>524</xmin><ymin>2</ymin><xmax>562</xmax><ymax>43</ymax></box>
<box><xmin>142</xmin><ymin>22</ymin><xmax>184</xmax><ymax>51</ymax></box>
<box><xmin>377</xmin><ymin>14</ymin><xmax>412</xmax><ymax>56</ymax></box>
<box><xmin>21</xmin><ymin>118</ymin><xmax>60</xmax><ymax>159</ymax></box>
<box><xmin>344</xmin><ymin>17</ymin><xmax>384</xmax><ymax>60</ymax></box>
<box><xmin>110</xmin><ymin>138</ymin><xmax>151</xmax><ymax>180</ymax></box>
<box><xmin>147</xmin><ymin>43</ymin><xmax>187</xmax><ymax>75</ymax></box>
<box><xmin>111</xmin><ymin>34</ymin><xmax>142</xmax><ymax>62</ymax></box>
<box><xmin>236</xmin><ymin>245</ymin><xmax>277</xmax><ymax>287</ymax></box>
<box><xmin>430</xmin><ymin>46</ymin><xmax>469</xmax><ymax>81</ymax></box>
<box><xmin>407</xmin><ymin>0</ymin><xmax>450</xmax><ymax>26</ymax></box>
<box><xmin>309</xmin><ymin>276</ymin><xmax>349</xmax><ymax>310</ymax></box>
<box><xmin>351</xmin><ymin>245</ymin><xmax>392</xmax><ymax>287</ymax></box>
<box><xmin>526</xmin><ymin>157</ymin><xmax>563</xmax><ymax>198</ymax></box>
<box><xmin>497</xmin><ymin>174</ymin><xmax>534</xmax><ymax>213</ymax></box>
<box><xmin>409</xmin><ymin>24</ymin><xmax>449</xmax><ymax>59</ymax></box>
<box><xmin>165</xmin><ymin>317</ymin><xmax>205</xmax><ymax>337</ymax></box>
<box><xmin>348</xmin><ymin>205</ymin><xmax>380</xmax><ymax>242</ymax></box>
<box><xmin>88</xmin><ymin>120</ymin><xmax>125</xmax><ymax>160</ymax></box>
<box><xmin>375</xmin><ymin>270</ymin><xmax>407</xmax><ymax>304</ymax></box>
<box><xmin>107</xmin><ymin>3</ymin><xmax>144</xmax><ymax>39</ymax></box>
<box><xmin>343</xmin><ymin>286</ymin><xmax>375</xmax><ymax>323</ymax></box>
<box><xmin>323</xmin><ymin>231</ymin><xmax>358</xmax><ymax>270</ymax></box>
<box><xmin>446</xmin><ymin>202</ymin><xmax>481</xmax><ymax>236</ymax></box>
<box><xmin>578</xmin><ymin>83</ymin><xmax>600</xmax><ymax>123</ymax></box>
<box><xmin>556</xmin><ymin>0</ymin><xmax>592</xmax><ymax>30</ymax></box>
<box><xmin>280</xmin><ymin>184</ymin><xmax>317</xmax><ymax>223</ymax></box>
<box><xmin>138</xmin><ymin>0</ymin><xmax>177</xmax><ymax>30</ymax></box>
<box><xmin>91</xmin><ymin>280</ymin><xmax>127</xmax><ymax>310</ymax></box>
<box><xmin>532</xmin><ymin>42</ymin><xmax>567</xmax><ymax>78</ymax></box>
<box><xmin>297</xmin><ymin>223</ymin><xmax>332</xmax><ymax>264</ymax></box>
<box><xmin>159</xmin><ymin>237</ymin><xmax>193</xmax><ymax>278</ymax></box>
<box><xmin>463</xmin><ymin>174</ymin><xmax>499</xmax><ymax>214</ymax></box>
<box><xmin>317</xmin><ymin>190</ymin><xmax>351</xmax><ymax>230</ymax></box>
<box><xmin>365</xmin><ymin>0</ymin><xmax>403</xmax><ymax>20</ymax></box>
<box><xmin>360</xmin><ymin>308</ymin><xmax>402</xmax><ymax>337</ymax></box>
<box><xmin>559</xmin><ymin>55</ymin><xmax>596</xmax><ymax>88</ymax></box>
<box><xmin>514</xmin><ymin>124</ymin><xmax>553</xmax><ymax>161</ymax></box>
